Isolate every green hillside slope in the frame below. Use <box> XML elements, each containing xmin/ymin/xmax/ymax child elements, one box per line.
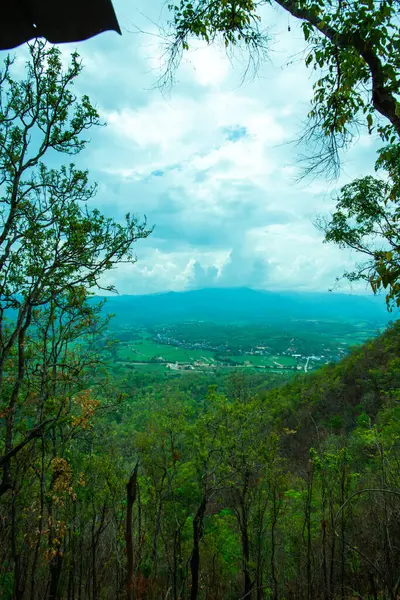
<box><xmin>2</xmin><ymin>321</ymin><xmax>400</xmax><ymax>600</ymax></box>
<box><xmin>268</xmin><ymin>320</ymin><xmax>400</xmax><ymax>457</ymax></box>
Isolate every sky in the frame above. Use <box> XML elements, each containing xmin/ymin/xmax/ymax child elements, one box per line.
<box><xmin>12</xmin><ymin>0</ymin><xmax>379</xmax><ymax>296</ymax></box>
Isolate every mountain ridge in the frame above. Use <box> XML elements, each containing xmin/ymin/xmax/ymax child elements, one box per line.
<box><xmin>97</xmin><ymin>286</ymin><xmax>394</xmax><ymax>325</ymax></box>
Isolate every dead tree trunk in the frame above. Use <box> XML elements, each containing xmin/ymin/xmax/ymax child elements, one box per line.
<box><xmin>126</xmin><ymin>462</ymin><xmax>139</xmax><ymax>600</ymax></box>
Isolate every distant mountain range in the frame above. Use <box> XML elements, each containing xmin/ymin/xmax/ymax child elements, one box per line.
<box><xmin>97</xmin><ymin>287</ymin><xmax>396</xmax><ymax>326</ymax></box>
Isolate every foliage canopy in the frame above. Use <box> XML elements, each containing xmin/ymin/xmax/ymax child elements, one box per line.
<box><xmin>0</xmin><ymin>40</ymin><xmax>151</xmax><ymax>499</ymax></box>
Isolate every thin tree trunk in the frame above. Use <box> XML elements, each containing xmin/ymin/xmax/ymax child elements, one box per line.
<box><xmin>78</xmin><ymin>533</ymin><xmax>84</xmax><ymax>600</ymax></box>
<box><xmin>321</xmin><ymin>479</ymin><xmax>328</xmax><ymax>600</ymax></box>
<box><xmin>11</xmin><ymin>483</ymin><xmax>25</xmax><ymax>600</ymax></box>
<box><xmin>306</xmin><ymin>468</ymin><xmax>314</xmax><ymax>600</ymax></box>
<box><xmin>1</xmin><ymin>311</ymin><xmax>31</xmax><ymax>496</ymax></box>
<box><xmin>271</xmin><ymin>487</ymin><xmax>278</xmax><ymax>600</ymax></box>
<box><xmin>67</xmin><ymin>503</ymin><xmax>77</xmax><ymax>600</ymax></box>
<box><xmin>369</xmin><ymin>573</ymin><xmax>378</xmax><ymax>600</ymax></box>
<box><xmin>48</xmin><ymin>555</ymin><xmax>63</xmax><ymax>600</ymax></box>
<box><xmin>242</xmin><ymin>520</ymin><xmax>252</xmax><ymax>599</ymax></box>
<box><xmin>255</xmin><ymin>494</ymin><xmax>268</xmax><ymax>600</ymax></box>
<box><xmin>329</xmin><ymin>492</ymin><xmax>336</xmax><ymax>599</ymax></box>
<box><xmin>152</xmin><ymin>470</ymin><xmax>167</xmax><ymax>569</ymax></box>
<box><xmin>126</xmin><ymin>461</ymin><xmax>139</xmax><ymax>600</ymax></box>
<box><xmin>92</xmin><ymin>516</ymin><xmax>97</xmax><ymax>600</ymax></box>
<box><xmin>239</xmin><ymin>469</ymin><xmax>252</xmax><ymax>599</ymax></box>
<box><xmin>173</xmin><ymin>529</ymin><xmax>179</xmax><ymax>600</ymax></box>
<box><xmin>136</xmin><ymin>483</ymin><xmax>142</xmax><ymax>575</ymax></box>
<box><xmin>190</xmin><ymin>495</ymin><xmax>207</xmax><ymax>600</ymax></box>
<box><xmin>30</xmin><ymin>439</ymin><xmax>46</xmax><ymax>600</ymax></box>
<box><xmin>340</xmin><ymin>461</ymin><xmax>346</xmax><ymax>600</ymax></box>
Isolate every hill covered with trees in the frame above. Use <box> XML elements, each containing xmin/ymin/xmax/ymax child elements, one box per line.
<box><xmin>2</xmin><ymin>315</ymin><xmax>399</xmax><ymax>599</ymax></box>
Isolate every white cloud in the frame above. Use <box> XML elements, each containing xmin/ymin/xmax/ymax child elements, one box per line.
<box><xmin>185</xmin><ymin>221</ymin><xmax>361</xmax><ymax>293</ymax></box>
<box><xmin>12</xmin><ymin>0</ymin><xmax>378</xmax><ymax>296</ymax></box>
<box><xmin>103</xmin><ymin>89</ymin><xmax>289</xmax><ymax>183</ymax></box>
<box><xmin>182</xmin><ymin>43</ymin><xmax>231</xmax><ymax>86</ymax></box>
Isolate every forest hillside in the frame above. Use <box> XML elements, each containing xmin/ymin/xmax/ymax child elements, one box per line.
<box><xmin>2</xmin><ymin>320</ymin><xmax>399</xmax><ymax>600</ymax></box>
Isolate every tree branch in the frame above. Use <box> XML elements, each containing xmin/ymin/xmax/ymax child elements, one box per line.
<box><xmin>275</xmin><ymin>0</ymin><xmax>400</xmax><ymax>135</ymax></box>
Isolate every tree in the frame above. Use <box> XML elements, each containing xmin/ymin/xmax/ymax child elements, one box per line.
<box><xmin>186</xmin><ymin>389</ymin><xmax>231</xmax><ymax>600</ymax></box>
<box><xmin>164</xmin><ymin>0</ymin><xmax>400</xmax><ymax>302</ymax></box>
<box><xmin>0</xmin><ymin>40</ymin><xmax>151</xmax><ymax>497</ymax></box>
<box><xmin>0</xmin><ymin>39</ymin><xmax>151</xmax><ymax>600</ymax></box>
<box><xmin>165</xmin><ymin>0</ymin><xmax>399</xmax><ymax>168</ymax></box>
<box><xmin>126</xmin><ymin>461</ymin><xmax>139</xmax><ymax>600</ymax></box>
<box><xmin>317</xmin><ymin>156</ymin><xmax>400</xmax><ymax>308</ymax></box>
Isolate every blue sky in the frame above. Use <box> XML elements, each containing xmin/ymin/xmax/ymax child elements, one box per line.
<box><xmin>11</xmin><ymin>0</ymin><xmax>379</xmax><ymax>295</ymax></box>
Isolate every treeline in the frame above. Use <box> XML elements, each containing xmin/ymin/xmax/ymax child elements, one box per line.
<box><xmin>0</xmin><ymin>41</ymin><xmax>149</xmax><ymax>600</ymax></box>
<box><xmin>2</xmin><ymin>320</ymin><xmax>400</xmax><ymax>599</ymax></box>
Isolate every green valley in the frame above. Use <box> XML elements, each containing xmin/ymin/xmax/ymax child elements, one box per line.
<box><xmin>104</xmin><ymin>315</ymin><xmax>385</xmax><ymax>376</ymax></box>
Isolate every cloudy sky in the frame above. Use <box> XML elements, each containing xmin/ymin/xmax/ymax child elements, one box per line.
<box><xmin>14</xmin><ymin>0</ymin><xmax>379</xmax><ymax>295</ymax></box>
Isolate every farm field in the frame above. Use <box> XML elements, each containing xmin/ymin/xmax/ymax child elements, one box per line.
<box><xmin>117</xmin><ymin>340</ymin><xmax>216</xmax><ymax>363</ymax></box>
<box><xmin>102</xmin><ymin>317</ymin><xmax>385</xmax><ymax>376</ymax></box>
